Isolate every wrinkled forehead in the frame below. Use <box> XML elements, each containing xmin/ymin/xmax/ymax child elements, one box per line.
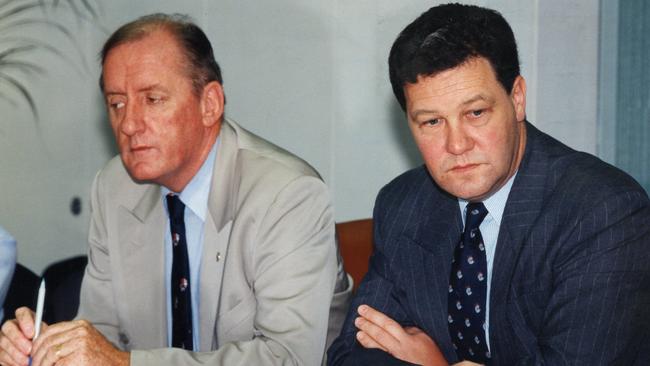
<box><xmin>101</xmin><ymin>31</ymin><xmax>190</xmax><ymax>91</ymax></box>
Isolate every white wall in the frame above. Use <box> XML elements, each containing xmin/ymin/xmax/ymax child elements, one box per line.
<box><xmin>0</xmin><ymin>0</ymin><xmax>601</xmax><ymax>273</ymax></box>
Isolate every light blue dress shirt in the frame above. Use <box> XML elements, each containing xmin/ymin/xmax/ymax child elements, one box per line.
<box><xmin>0</xmin><ymin>226</ymin><xmax>17</xmax><ymax>322</ymax></box>
<box><xmin>458</xmin><ymin>172</ymin><xmax>517</xmax><ymax>351</ymax></box>
<box><xmin>161</xmin><ymin>138</ymin><xmax>219</xmax><ymax>350</ymax></box>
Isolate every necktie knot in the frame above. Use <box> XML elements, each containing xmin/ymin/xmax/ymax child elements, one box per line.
<box><xmin>464</xmin><ymin>202</ymin><xmax>488</xmax><ymax>232</ymax></box>
<box><xmin>166</xmin><ymin>194</ymin><xmax>185</xmax><ymax>222</ymax></box>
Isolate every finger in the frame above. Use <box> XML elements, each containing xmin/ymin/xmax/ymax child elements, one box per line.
<box><xmin>0</xmin><ymin>351</ymin><xmax>23</xmax><ymax>366</ymax></box>
<box><xmin>14</xmin><ymin>308</ymin><xmax>35</xmax><ymax>340</ymax></box>
<box><xmin>1</xmin><ymin>320</ymin><xmax>32</xmax><ymax>357</ymax></box>
<box><xmin>404</xmin><ymin>326</ymin><xmax>424</xmax><ymax>336</ymax></box>
<box><xmin>31</xmin><ymin>322</ymin><xmax>89</xmax><ymax>366</ymax></box>
<box><xmin>354</xmin><ymin>316</ymin><xmax>401</xmax><ymax>352</ymax></box>
<box><xmin>34</xmin><ymin>341</ymin><xmax>68</xmax><ymax>366</ymax></box>
<box><xmin>32</xmin><ymin>320</ymin><xmax>87</xmax><ymax>351</ymax></box>
<box><xmin>0</xmin><ymin>336</ymin><xmax>29</xmax><ymax>366</ymax></box>
<box><xmin>356</xmin><ymin>330</ymin><xmax>389</xmax><ymax>352</ymax></box>
<box><xmin>358</xmin><ymin>305</ymin><xmax>407</xmax><ymax>340</ymax></box>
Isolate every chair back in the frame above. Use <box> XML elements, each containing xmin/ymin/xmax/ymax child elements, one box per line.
<box><xmin>42</xmin><ymin>256</ymin><xmax>87</xmax><ymax>323</ymax></box>
<box><xmin>336</xmin><ymin>219</ymin><xmax>373</xmax><ymax>291</ymax></box>
<box><xmin>2</xmin><ymin>263</ymin><xmax>39</xmax><ymax>322</ymax></box>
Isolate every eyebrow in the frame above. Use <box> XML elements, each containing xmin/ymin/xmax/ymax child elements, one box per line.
<box><xmin>103</xmin><ymin>83</ymin><xmax>167</xmax><ymax>97</ymax></box>
<box><xmin>410</xmin><ymin>93</ymin><xmax>495</xmax><ymax>119</ymax></box>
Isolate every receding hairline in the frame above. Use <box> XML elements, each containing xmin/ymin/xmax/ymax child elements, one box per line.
<box><xmin>100</xmin><ymin>14</ymin><xmax>195</xmax><ymax>64</ymax></box>
<box><xmin>100</xmin><ymin>25</ymin><xmax>193</xmax><ymax>93</ymax></box>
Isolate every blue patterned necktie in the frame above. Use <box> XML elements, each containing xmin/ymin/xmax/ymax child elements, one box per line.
<box><xmin>448</xmin><ymin>202</ymin><xmax>490</xmax><ymax>363</ymax></box>
<box><xmin>166</xmin><ymin>194</ymin><xmax>193</xmax><ymax>350</ymax></box>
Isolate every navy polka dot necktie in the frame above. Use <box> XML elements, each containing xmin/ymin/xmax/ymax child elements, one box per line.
<box><xmin>448</xmin><ymin>202</ymin><xmax>490</xmax><ymax>363</ymax></box>
<box><xmin>166</xmin><ymin>194</ymin><xmax>193</xmax><ymax>350</ymax></box>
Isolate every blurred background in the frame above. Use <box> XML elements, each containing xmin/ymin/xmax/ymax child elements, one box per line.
<box><xmin>0</xmin><ymin>0</ymin><xmax>646</xmax><ymax>273</ymax></box>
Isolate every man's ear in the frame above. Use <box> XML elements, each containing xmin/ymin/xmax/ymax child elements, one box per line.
<box><xmin>510</xmin><ymin>75</ymin><xmax>526</xmax><ymax>122</ymax></box>
<box><xmin>201</xmin><ymin>81</ymin><xmax>225</xmax><ymax>127</ymax></box>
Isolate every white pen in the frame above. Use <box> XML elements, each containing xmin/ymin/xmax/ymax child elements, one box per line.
<box><xmin>33</xmin><ymin>279</ymin><xmax>45</xmax><ymax>340</ymax></box>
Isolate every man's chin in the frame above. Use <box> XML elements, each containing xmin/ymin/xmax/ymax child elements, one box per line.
<box><xmin>123</xmin><ymin>164</ymin><xmax>160</xmax><ymax>185</ymax></box>
<box><xmin>439</xmin><ymin>179</ymin><xmax>492</xmax><ymax>202</ymax></box>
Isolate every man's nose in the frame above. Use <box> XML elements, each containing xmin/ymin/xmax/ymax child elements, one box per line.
<box><xmin>446</xmin><ymin>122</ymin><xmax>474</xmax><ymax>155</ymax></box>
<box><xmin>120</xmin><ymin>102</ymin><xmax>144</xmax><ymax>136</ymax></box>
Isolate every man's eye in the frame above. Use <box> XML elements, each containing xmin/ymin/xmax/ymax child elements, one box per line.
<box><xmin>147</xmin><ymin>96</ymin><xmax>163</xmax><ymax>104</ymax></box>
<box><xmin>110</xmin><ymin>101</ymin><xmax>125</xmax><ymax>110</ymax></box>
<box><xmin>424</xmin><ymin>118</ymin><xmax>441</xmax><ymax>126</ymax></box>
<box><xmin>470</xmin><ymin>109</ymin><xmax>484</xmax><ymax>117</ymax></box>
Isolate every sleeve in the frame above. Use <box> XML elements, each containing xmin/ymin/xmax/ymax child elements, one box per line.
<box><xmin>131</xmin><ymin>175</ymin><xmax>339</xmax><ymax>366</ymax></box>
<box><xmin>75</xmin><ymin>171</ymin><xmax>122</xmax><ymax>346</ymax></box>
<box><xmin>0</xmin><ymin>226</ymin><xmax>17</xmax><ymax>322</ymax></box>
<box><xmin>513</xmin><ymin>188</ymin><xmax>650</xmax><ymax>365</ymax></box>
<box><xmin>327</xmin><ymin>187</ymin><xmax>416</xmax><ymax>366</ymax></box>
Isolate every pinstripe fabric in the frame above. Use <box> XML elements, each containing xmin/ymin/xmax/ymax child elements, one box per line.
<box><xmin>328</xmin><ymin>123</ymin><xmax>650</xmax><ymax>366</ymax></box>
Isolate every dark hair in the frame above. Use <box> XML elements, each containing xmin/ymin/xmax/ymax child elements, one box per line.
<box><xmin>99</xmin><ymin>13</ymin><xmax>223</xmax><ymax>96</ymax></box>
<box><xmin>388</xmin><ymin>3</ymin><xmax>520</xmax><ymax>110</ymax></box>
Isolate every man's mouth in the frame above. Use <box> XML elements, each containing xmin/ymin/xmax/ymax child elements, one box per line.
<box><xmin>450</xmin><ymin>163</ymin><xmax>480</xmax><ymax>172</ymax></box>
<box><xmin>130</xmin><ymin>145</ymin><xmax>151</xmax><ymax>152</ymax></box>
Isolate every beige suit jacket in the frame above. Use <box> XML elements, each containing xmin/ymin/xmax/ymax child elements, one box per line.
<box><xmin>77</xmin><ymin>119</ymin><xmax>352</xmax><ymax>365</ymax></box>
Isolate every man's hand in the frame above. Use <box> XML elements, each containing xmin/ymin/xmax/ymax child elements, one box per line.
<box><xmin>0</xmin><ymin>307</ymin><xmax>45</xmax><ymax>366</ymax></box>
<box><xmin>30</xmin><ymin>319</ymin><xmax>129</xmax><ymax>366</ymax></box>
<box><xmin>354</xmin><ymin>304</ymin><xmax>448</xmax><ymax>366</ymax></box>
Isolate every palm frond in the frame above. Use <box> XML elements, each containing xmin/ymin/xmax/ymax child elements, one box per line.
<box><xmin>0</xmin><ymin>18</ymin><xmax>88</xmax><ymax>72</ymax></box>
<box><xmin>0</xmin><ymin>71</ymin><xmax>38</xmax><ymax>120</ymax></box>
<box><xmin>0</xmin><ymin>2</ymin><xmax>44</xmax><ymax>22</ymax></box>
<box><xmin>0</xmin><ymin>89</ymin><xmax>18</xmax><ymax>107</ymax></box>
<box><xmin>78</xmin><ymin>0</ymin><xmax>97</xmax><ymax>19</ymax></box>
<box><xmin>0</xmin><ymin>0</ymin><xmax>100</xmax><ymax>122</ymax></box>
<box><xmin>0</xmin><ymin>36</ymin><xmax>82</xmax><ymax>74</ymax></box>
<box><xmin>0</xmin><ymin>60</ymin><xmax>45</xmax><ymax>74</ymax></box>
<box><xmin>0</xmin><ymin>44</ymin><xmax>38</xmax><ymax>59</ymax></box>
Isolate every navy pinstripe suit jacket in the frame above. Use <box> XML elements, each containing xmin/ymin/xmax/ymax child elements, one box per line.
<box><xmin>328</xmin><ymin>123</ymin><xmax>650</xmax><ymax>365</ymax></box>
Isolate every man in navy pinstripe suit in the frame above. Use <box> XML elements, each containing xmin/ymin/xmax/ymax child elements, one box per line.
<box><xmin>328</xmin><ymin>3</ymin><xmax>650</xmax><ymax>365</ymax></box>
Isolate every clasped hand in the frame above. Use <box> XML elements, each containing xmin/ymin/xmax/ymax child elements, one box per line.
<box><xmin>354</xmin><ymin>305</ymin><xmax>481</xmax><ymax>366</ymax></box>
<box><xmin>0</xmin><ymin>307</ymin><xmax>128</xmax><ymax>366</ymax></box>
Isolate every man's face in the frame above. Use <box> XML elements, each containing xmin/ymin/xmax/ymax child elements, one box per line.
<box><xmin>404</xmin><ymin>57</ymin><xmax>527</xmax><ymax>202</ymax></box>
<box><xmin>102</xmin><ymin>30</ymin><xmax>218</xmax><ymax>191</ymax></box>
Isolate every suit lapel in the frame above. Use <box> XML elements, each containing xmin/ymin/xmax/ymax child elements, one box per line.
<box><xmin>489</xmin><ymin>123</ymin><xmax>549</xmax><ymax>356</ymax></box>
<box><xmin>409</xmin><ymin>176</ymin><xmax>463</xmax><ymax>359</ymax></box>
<box><xmin>199</xmin><ymin>214</ymin><xmax>231</xmax><ymax>351</ymax></box>
<box><xmin>118</xmin><ymin>184</ymin><xmax>167</xmax><ymax>348</ymax></box>
<box><xmin>199</xmin><ymin>119</ymin><xmax>239</xmax><ymax>350</ymax></box>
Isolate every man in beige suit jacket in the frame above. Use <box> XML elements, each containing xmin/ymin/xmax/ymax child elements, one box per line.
<box><xmin>0</xmin><ymin>13</ymin><xmax>350</xmax><ymax>366</ymax></box>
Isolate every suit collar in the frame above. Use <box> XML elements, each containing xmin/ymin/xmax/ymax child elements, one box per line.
<box><xmin>161</xmin><ymin>139</ymin><xmax>219</xmax><ymax>221</ymax></box>
<box><xmin>131</xmin><ymin>183</ymin><xmax>161</xmax><ymax>223</ymax></box>
<box><xmin>207</xmin><ymin>118</ymin><xmax>239</xmax><ymax>231</ymax></box>
<box><xmin>130</xmin><ymin>118</ymin><xmax>240</xmax><ymax>231</ymax></box>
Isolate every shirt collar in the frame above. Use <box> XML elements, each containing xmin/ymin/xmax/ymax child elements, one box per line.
<box><xmin>162</xmin><ymin>137</ymin><xmax>219</xmax><ymax>221</ymax></box>
<box><xmin>458</xmin><ymin>171</ymin><xmax>518</xmax><ymax>226</ymax></box>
